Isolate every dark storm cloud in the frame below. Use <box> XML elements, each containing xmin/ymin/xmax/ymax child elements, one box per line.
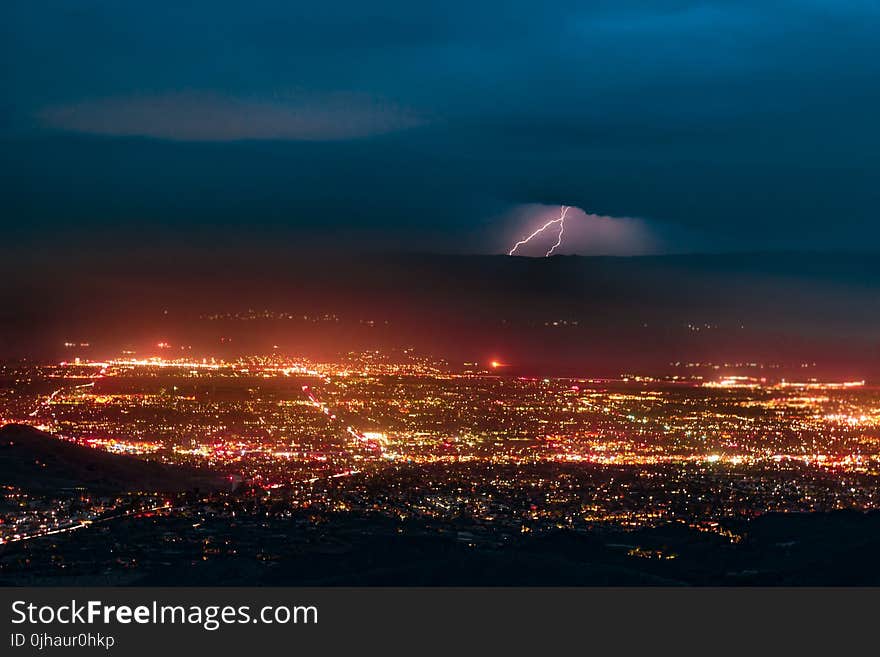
<box><xmin>40</xmin><ymin>93</ymin><xmax>424</xmax><ymax>141</ymax></box>
<box><xmin>2</xmin><ymin>1</ymin><xmax>879</xmax><ymax>253</ymax></box>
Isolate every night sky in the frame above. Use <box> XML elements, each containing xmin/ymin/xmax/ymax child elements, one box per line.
<box><xmin>3</xmin><ymin>1</ymin><xmax>879</xmax><ymax>257</ymax></box>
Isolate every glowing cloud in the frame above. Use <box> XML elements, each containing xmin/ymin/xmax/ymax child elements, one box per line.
<box><xmin>506</xmin><ymin>204</ymin><xmax>660</xmax><ymax>256</ymax></box>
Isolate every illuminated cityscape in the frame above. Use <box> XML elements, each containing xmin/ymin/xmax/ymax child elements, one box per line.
<box><xmin>3</xmin><ymin>346</ymin><xmax>880</xmax><ymax>584</ymax></box>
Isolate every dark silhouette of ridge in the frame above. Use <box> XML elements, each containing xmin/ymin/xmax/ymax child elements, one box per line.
<box><xmin>0</xmin><ymin>424</ymin><xmax>226</xmax><ymax>493</ymax></box>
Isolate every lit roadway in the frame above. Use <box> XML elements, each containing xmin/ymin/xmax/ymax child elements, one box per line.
<box><xmin>0</xmin><ymin>501</ymin><xmax>182</xmax><ymax>546</ymax></box>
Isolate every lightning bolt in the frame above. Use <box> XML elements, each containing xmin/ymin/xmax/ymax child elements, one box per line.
<box><xmin>508</xmin><ymin>205</ymin><xmax>570</xmax><ymax>257</ymax></box>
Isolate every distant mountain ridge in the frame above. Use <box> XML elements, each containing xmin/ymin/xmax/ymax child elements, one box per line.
<box><xmin>2</xmin><ymin>251</ymin><xmax>880</xmax><ymax>376</ymax></box>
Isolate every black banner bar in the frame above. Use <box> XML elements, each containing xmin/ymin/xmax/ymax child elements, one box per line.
<box><xmin>1</xmin><ymin>587</ymin><xmax>874</xmax><ymax>655</ymax></box>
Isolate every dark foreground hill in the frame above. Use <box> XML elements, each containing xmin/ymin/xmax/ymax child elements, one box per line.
<box><xmin>5</xmin><ymin>506</ymin><xmax>880</xmax><ymax>585</ymax></box>
<box><xmin>0</xmin><ymin>424</ymin><xmax>226</xmax><ymax>493</ymax></box>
